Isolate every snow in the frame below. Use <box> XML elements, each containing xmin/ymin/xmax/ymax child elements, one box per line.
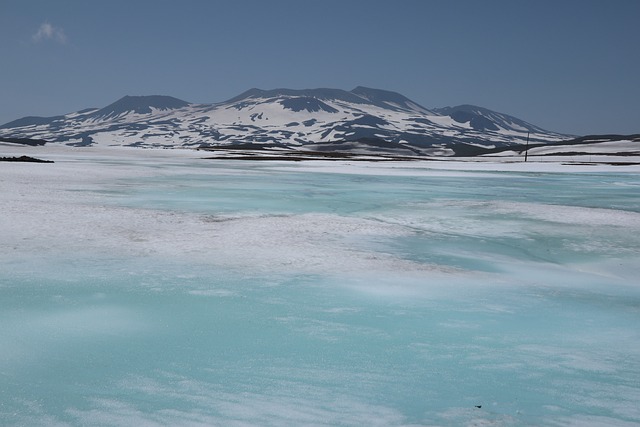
<box><xmin>425</xmin><ymin>113</ymin><xmax>472</xmax><ymax>129</ymax></box>
<box><xmin>506</xmin><ymin>121</ymin><xmax>530</xmax><ymax>132</ymax></box>
<box><xmin>2</xmin><ymin>145</ymin><xmax>640</xmax><ymax>426</ymax></box>
<box><xmin>529</xmin><ymin>139</ymin><xmax>640</xmax><ymax>155</ymax></box>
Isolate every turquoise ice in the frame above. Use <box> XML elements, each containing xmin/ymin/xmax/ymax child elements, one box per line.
<box><xmin>1</xmin><ymin>152</ymin><xmax>640</xmax><ymax>426</ymax></box>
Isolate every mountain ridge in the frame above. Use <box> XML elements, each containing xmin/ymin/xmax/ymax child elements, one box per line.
<box><xmin>0</xmin><ymin>87</ymin><xmax>573</xmax><ymax>155</ymax></box>
<box><xmin>91</xmin><ymin>95</ymin><xmax>191</xmax><ymax>119</ymax></box>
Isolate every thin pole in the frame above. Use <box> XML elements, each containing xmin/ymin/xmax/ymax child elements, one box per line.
<box><xmin>524</xmin><ymin>132</ymin><xmax>530</xmax><ymax>162</ymax></box>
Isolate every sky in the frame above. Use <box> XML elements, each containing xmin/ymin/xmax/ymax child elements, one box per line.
<box><xmin>1</xmin><ymin>0</ymin><xmax>638</xmax><ymax>135</ymax></box>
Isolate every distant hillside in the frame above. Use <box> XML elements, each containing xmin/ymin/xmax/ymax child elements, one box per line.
<box><xmin>0</xmin><ymin>87</ymin><xmax>573</xmax><ymax>156</ymax></box>
<box><xmin>0</xmin><ymin>136</ymin><xmax>47</xmax><ymax>146</ymax></box>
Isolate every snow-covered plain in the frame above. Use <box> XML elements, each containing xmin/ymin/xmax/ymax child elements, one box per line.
<box><xmin>2</xmin><ymin>145</ymin><xmax>640</xmax><ymax>426</ymax></box>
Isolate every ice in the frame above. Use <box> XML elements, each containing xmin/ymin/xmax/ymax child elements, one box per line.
<box><xmin>1</xmin><ymin>146</ymin><xmax>640</xmax><ymax>425</ymax></box>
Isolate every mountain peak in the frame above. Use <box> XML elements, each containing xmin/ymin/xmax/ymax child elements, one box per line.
<box><xmin>92</xmin><ymin>95</ymin><xmax>190</xmax><ymax>119</ymax></box>
<box><xmin>225</xmin><ymin>88</ymin><xmax>368</xmax><ymax>105</ymax></box>
<box><xmin>351</xmin><ymin>86</ymin><xmax>406</xmax><ymax>100</ymax></box>
<box><xmin>225</xmin><ymin>86</ymin><xmax>434</xmax><ymax>113</ymax></box>
<box><xmin>224</xmin><ymin>88</ymin><xmax>266</xmax><ymax>103</ymax></box>
<box><xmin>435</xmin><ymin>104</ymin><xmax>547</xmax><ymax>133</ymax></box>
<box><xmin>350</xmin><ymin>86</ymin><xmax>432</xmax><ymax>113</ymax></box>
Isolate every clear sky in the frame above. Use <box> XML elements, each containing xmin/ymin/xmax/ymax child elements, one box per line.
<box><xmin>1</xmin><ymin>0</ymin><xmax>638</xmax><ymax>135</ymax></box>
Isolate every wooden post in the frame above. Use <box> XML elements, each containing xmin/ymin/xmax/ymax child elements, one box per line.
<box><xmin>524</xmin><ymin>132</ymin><xmax>529</xmax><ymax>162</ymax></box>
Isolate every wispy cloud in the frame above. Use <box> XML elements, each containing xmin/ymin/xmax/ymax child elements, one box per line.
<box><xmin>32</xmin><ymin>22</ymin><xmax>67</xmax><ymax>44</ymax></box>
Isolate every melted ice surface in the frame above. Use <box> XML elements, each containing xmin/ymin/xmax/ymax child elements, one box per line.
<box><xmin>2</xmin><ymin>146</ymin><xmax>640</xmax><ymax>426</ymax></box>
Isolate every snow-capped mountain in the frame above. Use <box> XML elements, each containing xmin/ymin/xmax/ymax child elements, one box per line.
<box><xmin>0</xmin><ymin>87</ymin><xmax>570</xmax><ymax>155</ymax></box>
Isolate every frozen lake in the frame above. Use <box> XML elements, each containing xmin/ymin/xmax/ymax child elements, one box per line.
<box><xmin>2</xmin><ymin>147</ymin><xmax>640</xmax><ymax>426</ymax></box>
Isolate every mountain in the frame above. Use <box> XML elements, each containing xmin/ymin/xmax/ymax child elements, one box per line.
<box><xmin>351</xmin><ymin>86</ymin><xmax>433</xmax><ymax>113</ymax></box>
<box><xmin>90</xmin><ymin>95</ymin><xmax>189</xmax><ymax>119</ymax></box>
<box><xmin>0</xmin><ymin>88</ymin><xmax>571</xmax><ymax>155</ymax></box>
<box><xmin>434</xmin><ymin>105</ymin><xmax>550</xmax><ymax>134</ymax></box>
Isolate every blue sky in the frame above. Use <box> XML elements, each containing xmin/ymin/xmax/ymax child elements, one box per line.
<box><xmin>1</xmin><ymin>0</ymin><xmax>638</xmax><ymax>135</ymax></box>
